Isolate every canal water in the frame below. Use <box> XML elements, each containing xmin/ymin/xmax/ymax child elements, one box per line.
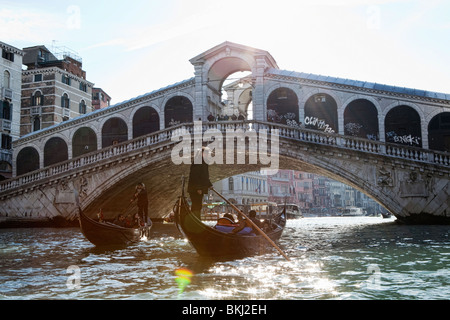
<box><xmin>0</xmin><ymin>217</ymin><xmax>448</xmax><ymax>300</ymax></box>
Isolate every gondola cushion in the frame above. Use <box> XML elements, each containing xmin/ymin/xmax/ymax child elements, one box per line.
<box><xmin>214</xmin><ymin>225</ymin><xmax>255</xmax><ymax>235</ymax></box>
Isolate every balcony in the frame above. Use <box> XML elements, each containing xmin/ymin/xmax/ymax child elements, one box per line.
<box><xmin>62</xmin><ymin>108</ymin><xmax>71</xmax><ymax>118</ymax></box>
<box><xmin>1</xmin><ymin>87</ymin><xmax>13</xmax><ymax>100</ymax></box>
<box><xmin>0</xmin><ymin>119</ymin><xmax>11</xmax><ymax>131</ymax></box>
<box><xmin>30</xmin><ymin>107</ymin><xmax>42</xmax><ymax>116</ymax></box>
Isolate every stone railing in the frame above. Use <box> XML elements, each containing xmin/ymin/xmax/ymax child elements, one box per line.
<box><xmin>1</xmin><ymin>120</ymin><xmax>449</xmax><ymax>194</ymax></box>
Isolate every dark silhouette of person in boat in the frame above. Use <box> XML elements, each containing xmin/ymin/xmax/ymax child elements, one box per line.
<box><xmin>130</xmin><ymin>182</ymin><xmax>149</xmax><ymax>225</ymax></box>
<box><xmin>188</xmin><ymin>147</ymin><xmax>212</xmax><ymax>219</ymax></box>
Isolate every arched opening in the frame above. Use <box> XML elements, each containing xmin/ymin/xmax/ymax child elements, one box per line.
<box><xmin>164</xmin><ymin>96</ymin><xmax>193</xmax><ymax>127</ymax></box>
<box><xmin>267</xmin><ymin>88</ymin><xmax>299</xmax><ymax>126</ymax></box>
<box><xmin>385</xmin><ymin>105</ymin><xmax>422</xmax><ymax>147</ymax></box>
<box><xmin>16</xmin><ymin>147</ymin><xmax>39</xmax><ymax>176</ymax></box>
<box><xmin>208</xmin><ymin>57</ymin><xmax>251</xmax><ymax>95</ymax></box>
<box><xmin>73</xmin><ymin>127</ymin><xmax>97</xmax><ymax>157</ymax></box>
<box><xmin>221</xmin><ymin>71</ymin><xmax>252</xmax><ymax>120</ymax></box>
<box><xmin>304</xmin><ymin>93</ymin><xmax>338</xmax><ymax>133</ymax></box>
<box><xmin>133</xmin><ymin>106</ymin><xmax>160</xmax><ymax>138</ymax></box>
<box><xmin>44</xmin><ymin>137</ymin><xmax>68</xmax><ymax>167</ymax></box>
<box><xmin>344</xmin><ymin>99</ymin><xmax>379</xmax><ymax>140</ymax></box>
<box><xmin>102</xmin><ymin>118</ymin><xmax>128</xmax><ymax>148</ymax></box>
<box><xmin>428</xmin><ymin>112</ymin><xmax>450</xmax><ymax>152</ymax></box>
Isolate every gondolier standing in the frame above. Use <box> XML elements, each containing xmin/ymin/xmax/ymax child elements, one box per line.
<box><xmin>131</xmin><ymin>182</ymin><xmax>149</xmax><ymax>225</ymax></box>
<box><xmin>188</xmin><ymin>147</ymin><xmax>212</xmax><ymax>219</ymax></box>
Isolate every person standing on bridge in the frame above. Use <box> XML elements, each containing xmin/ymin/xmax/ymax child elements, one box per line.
<box><xmin>131</xmin><ymin>182</ymin><xmax>149</xmax><ymax>226</ymax></box>
<box><xmin>188</xmin><ymin>147</ymin><xmax>212</xmax><ymax>219</ymax></box>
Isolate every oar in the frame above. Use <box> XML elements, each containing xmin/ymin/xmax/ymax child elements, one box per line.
<box><xmin>210</xmin><ymin>187</ymin><xmax>290</xmax><ymax>261</ymax></box>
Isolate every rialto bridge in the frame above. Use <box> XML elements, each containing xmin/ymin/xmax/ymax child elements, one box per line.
<box><xmin>0</xmin><ymin>42</ymin><xmax>449</xmax><ymax>225</ymax></box>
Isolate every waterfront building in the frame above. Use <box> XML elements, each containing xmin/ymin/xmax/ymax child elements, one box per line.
<box><xmin>0</xmin><ymin>41</ymin><xmax>24</xmax><ymax>180</ymax></box>
<box><xmin>212</xmin><ymin>171</ymin><xmax>268</xmax><ymax>205</ymax></box>
<box><xmin>92</xmin><ymin>87</ymin><xmax>111</xmax><ymax>110</ymax></box>
<box><xmin>20</xmin><ymin>45</ymin><xmax>94</xmax><ymax>136</ymax></box>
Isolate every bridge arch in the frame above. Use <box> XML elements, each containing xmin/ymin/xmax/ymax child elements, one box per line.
<box><xmin>207</xmin><ymin>57</ymin><xmax>253</xmax><ymax>94</ymax></box>
<box><xmin>428</xmin><ymin>112</ymin><xmax>450</xmax><ymax>152</ymax></box>
<box><xmin>163</xmin><ymin>95</ymin><xmax>194</xmax><ymax>128</ymax></box>
<box><xmin>16</xmin><ymin>146</ymin><xmax>40</xmax><ymax>176</ymax></box>
<box><xmin>43</xmin><ymin>137</ymin><xmax>68</xmax><ymax>167</ymax></box>
<box><xmin>72</xmin><ymin>127</ymin><xmax>98</xmax><ymax>158</ymax></box>
<box><xmin>266</xmin><ymin>87</ymin><xmax>300</xmax><ymax>126</ymax></box>
<box><xmin>101</xmin><ymin>117</ymin><xmax>128</xmax><ymax>148</ymax></box>
<box><xmin>384</xmin><ymin>105</ymin><xmax>422</xmax><ymax>148</ymax></box>
<box><xmin>343</xmin><ymin>98</ymin><xmax>380</xmax><ymax>140</ymax></box>
<box><xmin>132</xmin><ymin>106</ymin><xmax>160</xmax><ymax>138</ymax></box>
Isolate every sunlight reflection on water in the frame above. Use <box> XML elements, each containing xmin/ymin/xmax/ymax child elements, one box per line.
<box><xmin>0</xmin><ymin>217</ymin><xmax>449</xmax><ymax>300</ymax></box>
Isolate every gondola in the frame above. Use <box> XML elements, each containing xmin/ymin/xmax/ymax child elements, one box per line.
<box><xmin>174</xmin><ymin>188</ymin><xmax>287</xmax><ymax>259</ymax></box>
<box><xmin>78</xmin><ymin>208</ymin><xmax>151</xmax><ymax>246</ymax></box>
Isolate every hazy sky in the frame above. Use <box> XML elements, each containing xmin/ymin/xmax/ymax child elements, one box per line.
<box><xmin>1</xmin><ymin>0</ymin><xmax>449</xmax><ymax>105</ymax></box>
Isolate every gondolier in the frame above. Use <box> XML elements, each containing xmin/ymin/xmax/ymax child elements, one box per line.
<box><xmin>187</xmin><ymin>147</ymin><xmax>212</xmax><ymax>219</ymax></box>
<box><xmin>131</xmin><ymin>182</ymin><xmax>149</xmax><ymax>225</ymax></box>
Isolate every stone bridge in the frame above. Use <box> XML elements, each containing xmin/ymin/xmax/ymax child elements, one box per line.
<box><xmin>0</xmin><ymin>42</ymin><xmax>449</xmax><ymax>225</ymax></box>
<box><xmin>0</xmin><ymin>121</ymin><xmax>449</xmax><ymax>225</ymax></box>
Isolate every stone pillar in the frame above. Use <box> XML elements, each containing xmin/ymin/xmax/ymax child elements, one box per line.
<box><xmin>193</xmin><ymin>62</ymin><xmax>205</xmax><ymax>122</ymax></box>
<box><xmin>252</xmin><ymin>55</ymin><xmax>267</xmax><ymax>121</ymax></box>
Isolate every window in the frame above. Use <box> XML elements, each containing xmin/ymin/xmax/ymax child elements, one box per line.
<box><xmin>228</xmin><ymin>177</ymin><xmax>234</xmax><ymax>191</ymax></box>
<box><xmin>3</xmin><ymin>71</ymin><xmax>10</xmax><ymax>88</ymax></box>
<box><xmin>34</xmin><ymin>74</ymin><xmax>42</xmax><ymax>82</ymax></box>
<box><xmin>79</xmin><ymin>82</ymin><xmax>87</xmax><ymax>92</ymax></box>
<box><xmin>1</xmin><ymin>101</ymin><xmax>11</xmax><ymax>120</ymax></box>
<box><xmin>2</xmin><ymin>49</ymin><xmax>14</xmax><ymax>62</ymax></box>
<box><xmin>33</xmin><ymin>116</ymin><xmax>41</xmax><ymax>132</ymax></box>
<box><xmin>1</xmin><ymin>134</ymin><xmax>12</xmax><ymax>149</ymax></box>
<box><xmin>62</xmin><ymin>74</ymin><xmax>71</xmax><ymax>86</ymax></box>
<box><xmin>61</xmin><ymin>93</ymin><xmax>70</xmax><ymax>108</ymax></box>
<box><xmin>32</xmin><ymin>91</ymin><xmax>44</xmax><ymax>106</ymax></box>
<box><xmin>79</xmin><ymin>100</ymin><xmax>86</xmax><ymax>114</ymax></box>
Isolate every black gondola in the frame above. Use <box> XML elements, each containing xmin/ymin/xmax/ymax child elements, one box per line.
<box><xmin>78</xmin><ymin>208</ymin><xmax>151</xmax><ymax>246</ymax></box>
<box><xmin>174</xmin><ymin>189</ymin><xmax>287</xmax><ymax>259</ymax></box>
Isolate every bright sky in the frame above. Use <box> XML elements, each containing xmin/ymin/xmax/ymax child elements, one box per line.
<box><xmin>1</xmin><ymin>0</ymin><xmax>449</xmax><ymax>105</ymax></box>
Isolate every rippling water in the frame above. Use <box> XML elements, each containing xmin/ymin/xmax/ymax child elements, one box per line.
<box><xmin>0</xmin><ymin>217</ymin><xmax>448</xmax><ymax>300</ymax></box>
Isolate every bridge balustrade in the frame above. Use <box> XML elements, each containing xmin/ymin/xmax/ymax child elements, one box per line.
<box><xmin>1</xmin><ymin>120</ymin><xmax>449</xmax><ymax>194</ymax></box>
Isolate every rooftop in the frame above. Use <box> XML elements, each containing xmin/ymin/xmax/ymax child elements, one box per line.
<box><xmin>267</xmin><ymin>68</ymin><xmax>450</xmax><ymax>102</ymax></box>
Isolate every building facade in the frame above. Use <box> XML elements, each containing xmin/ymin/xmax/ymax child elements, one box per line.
<box><xmin>0</xmin><ymin>41</ymin><xmax>24</xmax><ymax>180</ymax></box>
<box><xmin>20</xmin><ymin>45</ymin><xmax>93</xmax><ymax>136</ymax></box>
<box><xmin>212</xmin><ymin>171</ymin><xmax>268</xmax><ymax>205</ymax></box>
<box><xmin>92</xmin><ymin>87</ymin><xmax>111</xmax><ymax>110</ymax></box>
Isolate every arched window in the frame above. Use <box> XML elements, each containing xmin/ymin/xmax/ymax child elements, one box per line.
<box><xmin>385</xmin><ymin>105</ymin><xmax>422</xmax><ymax>147</ymax></box>
<box><xmin>228</xmin><ymin>177</ymin><xmax>234</xmax><ymax>191</ymax></box>
<box><xmin>102</xmin><ymin>117</ymin><xmax>128</xmax><ymax>148</ymax></box>
<box><xmin>344</xmin><ymin>99</ymin><xmax>379</xmax><ymax>140</ymax></box>
<box><xmin>73</xmin><ymin>127</ymin><xmax>97</xmax><ymax>157</ymax></box>
<box><xmin>61</xmin><ymin>93</ymin><xmax>70</xmax><ymax>108</ymax></box>
<box><xmin>79</xmin><ymin>100</ymin><xmax>87</xmax><ymax>114</ymax></box>
<box><xmin>32</xmin><ymin>91</ymin><xmax>44</xmax><ymax>106</ymax></box>
<box><xmin>164</xmin><ymin>96</ymin><xmax>193</xmax><ymax>128</ymax></box>
<box><xmin>133</xmin><ymin>106</ymin><xmax>160</xmax><ymax>138</ymax></box>
<box><xmin>44</xmin><ymin>137</ymin><xmax>68</xmax><ymax>167</ymax></box>
<box><xmin>428</xmin><ymin>112</ymin><xmax>450</xmax><ymax>152</ymax></box>
<box><xmin>266</xmin><ymin>88</ymin><xmax>299</xmax><ymax>126</ymax></box>
<box><xmin>3</xmin><ymin>70</ymin><xmax>10</xmax><ymax>89</ymax></box>
<box><xmin>16</xmin><ymin>147</ymin><xmax>39</xmax><ymax>176</ymax></box>
<box><xmin>304</xmin><ymin>94</ymin><xmax>338</xmax><ymax>133</ymax></box>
